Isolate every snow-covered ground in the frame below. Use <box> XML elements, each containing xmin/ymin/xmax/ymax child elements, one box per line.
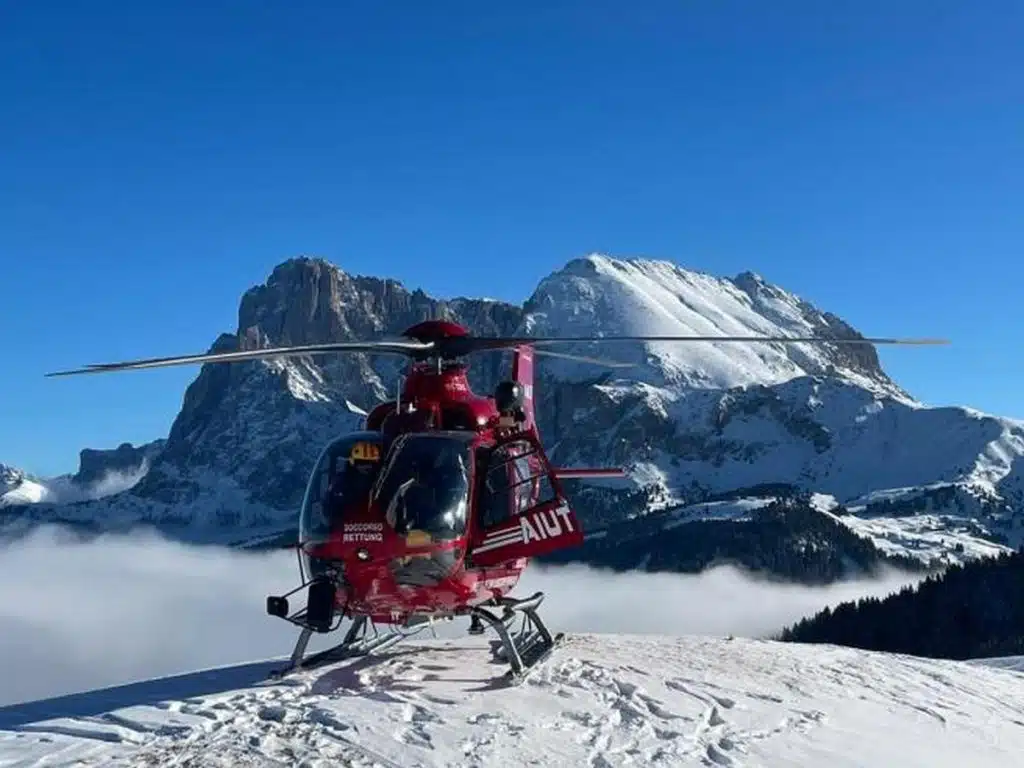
<box><xmin>833</xmin><ymin>512</ymin><xmax>1010</xmax><ymax>563</ymax></box>
<box><xmin>971</xmin><ymin>655</ymin><xmax>1024</xmax><ymax>673</ymax></box>
<box><xmin>2</xmin><ymin>633</ymin><xmax>1023</xmax><ymax>767</ymax></box>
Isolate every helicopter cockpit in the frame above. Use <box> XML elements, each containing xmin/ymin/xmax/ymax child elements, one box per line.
<box><xmin>372</xmin><ymin>432</ymin><xmax>472</xmax><ymax>543</ymax></box>
<box><xmin>299</xmin><ymin>431</ymin><xmax>384</xmax><ymax>549</ymax></box>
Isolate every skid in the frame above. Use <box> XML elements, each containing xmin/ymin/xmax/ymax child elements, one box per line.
<box><xmin>269</xmin><ymin>614</ymin><xmax>436</xmax><ymax>679</ymax></box>
<box><xmin>470</xmin><ymin>590</ymin><xmax>562</xmax><ymax>680</ymax></box>
<box><xmin>268</xmin><ymin>590</ymin><xmax>564</xmax><ymax>682</ymax></box>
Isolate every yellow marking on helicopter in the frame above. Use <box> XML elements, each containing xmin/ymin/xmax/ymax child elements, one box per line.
<box><xmin>396</xmin><ymin>530</ymin><xmax>434</xmax><ymax>564</ymax></box>
<box><xmin>349</xmin><ymin>441</ymin><xmax>381</xmax><ymax>462</ymax></box>
<box><xmin>405</xmin><ymin>530</ymin><xmax>432</xmax><ymax>547</ymax></box>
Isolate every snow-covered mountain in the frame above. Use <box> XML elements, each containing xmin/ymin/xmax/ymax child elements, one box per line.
<box><xmin>3</xmin><ymin>634</ymin><xmax>1023</xmax><ymax>767</ymax></box>
<box><xmin>0</xmin><ymin>464</ymin><xmax>48</xmax><ymax>507</ymax></box>
<box><xmin>522</xmin><ymin>255</ymin><xmax>905</xmax><ymax>396</ymax></box>
<box><xmin>6</xmin><ymin>254</ymin><xmax>1023</xmax><ymax>567</ymax></box>
<box><xmin>1</xmin><ymin>442</ymin><xmax>162</xmax><ymax>511</ymax></box>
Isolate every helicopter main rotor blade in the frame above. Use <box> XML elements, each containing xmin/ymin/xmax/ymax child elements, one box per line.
<box><xmin>532</xmin><ymin>349</ymin><xmax>635</xmax><ymax>368</ymax></box>
<box><xmin>457</xmin><ymin>335</ymin><xmax>949</xmax><ymax>353</ymax></box>
<box><xmin>45</xmin><ymin>339</ymin><xmax>435</xmax><ymax>377</ymax></box>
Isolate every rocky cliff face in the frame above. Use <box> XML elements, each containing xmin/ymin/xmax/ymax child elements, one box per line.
<box><xmin>73</xmin><ymin>441</ymin><xmax>165</xmax><ymax>487</ymax></box>
<box><xmin>6</xmin><ymin>254</ymin><xmax>1023</xmax><ymax>568</ymax></box>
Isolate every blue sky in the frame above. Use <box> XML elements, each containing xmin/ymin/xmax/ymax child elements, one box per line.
<box><xmin>2</xmin><ymin>0</ymin><xmax>1021</xmax><ymax>477</ymax></box>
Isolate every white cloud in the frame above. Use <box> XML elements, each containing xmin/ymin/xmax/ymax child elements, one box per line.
<box><xmin>518</xmin><ymin>561</ymin><xmax>920</xmax><ymax>639</ymax></box>
<box><xmin>0</xmin><ymin>527</ymin><xmax>922</xmax><ymax>707</ymax></box>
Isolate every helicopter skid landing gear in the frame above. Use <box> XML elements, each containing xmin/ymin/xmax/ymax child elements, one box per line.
<box><xmin>269</xmin><ymin>615</ymin><xmax>433</xmax><ymax>679</ymax></box>
<box><xmin>470</xmin><ymin>591</ymin><xmax>563</xmax><ymax>681</ymax></box>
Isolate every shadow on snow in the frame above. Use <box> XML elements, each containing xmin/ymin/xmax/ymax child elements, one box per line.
<box><xmin>0</xmin><ymin>659</ymin><xmax>285</xmax><ymax>730</ymax></box>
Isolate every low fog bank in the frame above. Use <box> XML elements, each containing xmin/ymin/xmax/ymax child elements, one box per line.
<box><xmin>519</xmin><ymin>562</ymin><xmax>921</xmax><ymax>639</ymax></box>
<box><xmin>0</xmin><ymin>527</ymin><xmax>300</xmax><ymax>707</ymax></box>
<box><xmin>0</xmin><ymin>527</ymin><xmax>923</xmax><ymax>706</ymax></box>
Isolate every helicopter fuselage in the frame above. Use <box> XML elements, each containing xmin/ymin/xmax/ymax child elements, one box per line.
<box><xmin>292</xmin><ymin>333</ymin><xmax>577</xmax><ymax>627</ymax></box>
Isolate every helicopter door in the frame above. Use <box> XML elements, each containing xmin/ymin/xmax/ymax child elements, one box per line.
<box><xmin>470</xmin><ymin>436</ymin><xmax>583</xmax><ymax>565</ymax></box>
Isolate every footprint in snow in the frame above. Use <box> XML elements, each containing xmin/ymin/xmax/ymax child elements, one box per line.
<box><xmin>418</xmin><ymin>692</ymin><xmax>458</xmax><ymax>706</ymax></box>
<box><xmin>466</xmin><ymin>712</ymin><xmax>503</xmax><ymax>725</ymax></box>
<box><xmin>635</xmin><ymin>692</ymin><xmax>685</xmax><ymax>721</ymax></box>
<box><xmin>706</xmin><ymin>740</ymin><xmax>736</xmax><ymax>766</ymax></box>
<box><xmin>257</xmin><ymin>705</ymin><xmax>288</xmax><ymax>722</ymax></box>
<box><xmin>402</xmin><ymin>702</ymin><xmax>441</xmax><ymax>725</ymax></box>
<box><xmin>306</xmin><ymin>708</ymin><xmax>351</xmax><ymax>732</ymax></box>
<box><xmin>710</xmin><ymin>694</ymin><xmax>736</xmax><ymax>710</ymax></box>
<box><xmin>395</xmin><ymin>726</ymin><xmax>433</xmax><ymax>749</ymax></box>
<box><xmin>708</xmin><ymin>706</ymin><xmax>727</xmax><ymax>727</ymax></box>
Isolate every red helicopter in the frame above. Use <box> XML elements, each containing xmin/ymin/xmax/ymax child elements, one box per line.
<box><xmin>48</xmin><ymin>320</ymin><xmax>946</xmax><ymax>680</ymax></box>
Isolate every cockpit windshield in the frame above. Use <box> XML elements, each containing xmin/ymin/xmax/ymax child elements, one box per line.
<box><xmin>299</xmin><ymin>432</ymin><xmax>383</xmax><ymax>546</ymax></box>
<box><xmin>373</xmin><ymin>433</ymin><xmax>471</xmax><ymax>542</ymax></box>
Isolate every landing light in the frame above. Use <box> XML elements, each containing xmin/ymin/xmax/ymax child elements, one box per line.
<box><xmin>357</xmin><ymin>548</ymin><xmax>371</xmax><ymax>561</ymax></box>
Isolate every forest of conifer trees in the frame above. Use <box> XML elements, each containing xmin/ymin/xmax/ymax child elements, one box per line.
<box><xmin>778</xmin><ymin>549</ymin><xmax>1024</xmax><ymax>659</ymax></box>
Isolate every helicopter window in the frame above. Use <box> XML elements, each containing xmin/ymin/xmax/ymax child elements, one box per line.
<box><xmin>373</xmin><ymin>434</ymin><xmax>471</xmax><ymax>542</ymax></box>
<box><xmin>479</xmin><ymin>439</ymin><xmax>557</xmax><ymax>528</ymax></box>
<box><xmin>479</xmin><ymin>452</ymin><xmax>513</xmax><ymax>528</ymax></box>
<box><xmin>299</xmin><ymin>434</ymin><xmax>383</xmax><ymax>546</ymax></box>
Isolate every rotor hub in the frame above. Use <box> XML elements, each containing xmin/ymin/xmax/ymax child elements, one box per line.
<box><xmin>401</xmin><ymin>320</ymin><xmax>470</xmax><ymax>343</ymax></box>
<box><xmin>401</xmin><ymin>320</ymin><xmax>473</xmax><ymax>360</ymax></box>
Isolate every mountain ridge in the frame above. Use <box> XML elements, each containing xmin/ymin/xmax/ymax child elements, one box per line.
<box><xmin>5</xmin><ymin>253</ymin><xmax>1022</xmax><ymax>573</ymax></box>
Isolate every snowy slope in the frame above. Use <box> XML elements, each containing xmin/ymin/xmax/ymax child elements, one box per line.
<box><xmin>0</xmin><ymin>465</ymin><xmax>48</xmax><ymax>507</ymax></box>
<box><xmin>3</xmin><ymin>634</ymin><xmax>1024</xmax><ymax>767</ymax></box>
<box><xmin>0</xmin><ymin>484</ymin><xmax>48</xmax><ymax>507</ymax></box>
<box><xmin>521</xmin><ymin>255</ymin><xmax>905</xmax><ymax>396</ymax></box>
<box><xmin>972</xmin><ymin>655</ymin><xmax>1024</xmax><ymax>673</ymax></box>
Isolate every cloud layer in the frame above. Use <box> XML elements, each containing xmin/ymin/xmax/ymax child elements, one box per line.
<box><xmin>0</xmin><ymin>527</ymin><xmax>922</xmax><ymax>706</ymax></box>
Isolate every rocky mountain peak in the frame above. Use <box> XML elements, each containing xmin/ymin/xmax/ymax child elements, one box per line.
<box><xmin>126</xmin><ymin>258</ymin><xmax>523</xmax><ymax>518</ymax></box>
<box><xmin>1</xmin><ymin>463</ymin><xmax>26</xmax><ymax>494</ymax></box>
<box><xmin>72</xmin><ymin>441</ymin><xmax>166</xmax><ymax>487</ymax></box>
<box><xmin>522</xmin><ymin>253</ymin><xmax>903</xmax><ymax>397</ymax></box>
<box><xmin>729</xmin><ymin>271</ymin><xmax>890</xmax><ymax>388</ymax></box>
